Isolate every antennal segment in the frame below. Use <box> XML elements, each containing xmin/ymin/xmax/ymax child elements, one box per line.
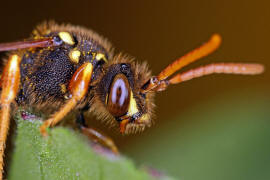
<box><xmin>158</xmin><ymin>34</ymin><xmax>222</xmax><ymax>81</ymax></box>
<box><xmin>169</xmin><ymin>63</ymin><xmax>264</xmax><ymax>84</ymax></box>
<box><xmin>141</xmin><ymin>34</ymin><xmax>222</xmax><ymax>92</ymax></box>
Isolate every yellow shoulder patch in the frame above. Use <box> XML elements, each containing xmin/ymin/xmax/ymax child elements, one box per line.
<box><xmin>59</xmin><ymin>32</ymin><xmax>75</xmax><ymax>45</ymax></box>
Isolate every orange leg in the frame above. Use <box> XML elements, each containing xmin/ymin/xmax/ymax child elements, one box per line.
<box><xmin>40</xmin><ymin>63</ymin><xmax>93</xmax><ymax>136</ymax></box>
<box><xmin>81</xmin><ymin>127</ymin><xmax>119</xmax><ymax>154</ymax></box>
<box><xmin>76</xmin><ymin>113</ymin><xmax>119</xmax><ymax>154</ymax></box>
<box><xmin>0</xmin><ymin>55</ymin><xmax>21</xmax><ymax>180</ymax></box>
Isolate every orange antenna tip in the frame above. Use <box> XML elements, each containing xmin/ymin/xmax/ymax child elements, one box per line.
<box><xmin>211</xmin><ymin>34</ymin><xmax>222</xmax><ymax>46</ymax></box>
<box><xmin>241</xmin><ymin>63</ymin><xmax>265</xmax><ymax>74</ymax></box>
<box><xmin>141</xmin><ymin>34</ymin><xmax>224</xmax><ymax>92</ymax></box>
<box><xmin>157</xmin><ymin>34</ymin><xmax>222</xmax><ymax>81</ymax></box>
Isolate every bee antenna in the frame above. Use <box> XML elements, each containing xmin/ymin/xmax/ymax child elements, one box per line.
<box><xmin>141</xmin><ymin>34</ymin><xmax>264</xmax><ymax>93</ymax></box>
<box><xmin>141</xmin><ymin>34</ymin><xmax>222</xmax><ymax>92</ymax></box>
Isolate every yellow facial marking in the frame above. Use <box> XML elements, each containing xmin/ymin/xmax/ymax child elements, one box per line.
<box><xmin>69</xmin><ymin>50</ymin><xmax>81</xmax><ymax>63</ymax></box>
<box><xmin>96</xmin><ymin>53</ymin><xmax>108</xmax><ymax>63</ymax></box>
<box><xmin>59</xmin><ymin>32</ymin><xmax>75</xmax><ymax>45</ymax></box>
<box><xmin>127</xmin><ymin>91</ymin><xmax>139</xmax><ymax>116</ymax></box>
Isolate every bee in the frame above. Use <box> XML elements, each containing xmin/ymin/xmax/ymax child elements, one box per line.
<box><xmin>0</xmin><ymin>21</ymin><xmax>264</xmax><ymax>179</ymax></box>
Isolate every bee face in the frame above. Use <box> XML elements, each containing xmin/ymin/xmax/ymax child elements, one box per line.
<box><xmin>96</xmin><ymin>55</ymin><xmax>154</xmax><ymax>134</ymax></box>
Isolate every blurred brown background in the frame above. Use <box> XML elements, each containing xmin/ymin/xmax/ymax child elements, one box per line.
<box><xmin>1</xmin><ymin>0</ymin><xmax>270</xmax><ymax>179</ymax></box>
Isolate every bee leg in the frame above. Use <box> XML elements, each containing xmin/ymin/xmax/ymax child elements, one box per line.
<box><xmin>0</xmin><ymin>55</ymin><xmax>21</xmax><ymax>180</ymax></box>
<box><xmin>40</xmin><ymin>63</ymin><xmax>93</xmax><ymax>136</ymax></box>
<box><xmin>76</xmin><ymin>112</ymin><xmax>119</xmax><ymax>155</ymax></box>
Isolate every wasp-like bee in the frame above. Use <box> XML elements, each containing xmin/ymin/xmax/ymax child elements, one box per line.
<box><xmin>0</xmin><ymin>21</ymin><xmax>264</xmax><ymax>179</ymax></box>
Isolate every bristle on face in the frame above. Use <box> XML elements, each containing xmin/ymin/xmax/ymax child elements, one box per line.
<box><xmin>125</xmin><ymin>123</ymin><xmax>146</xmax><ymax>134</ymax></box>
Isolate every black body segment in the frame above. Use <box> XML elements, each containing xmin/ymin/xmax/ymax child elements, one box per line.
<box><xmin>16</xmin><ymin>22</ymin><xmax>113</xmax><ymax>108</ymax></box>
<box><xmin>19</xmin><ymin>48</ymin><xmax>75</xmax><ymax>102</ymax></box>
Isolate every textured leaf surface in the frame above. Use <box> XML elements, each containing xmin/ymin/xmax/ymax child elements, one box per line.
<box><xmin>8</xmin><ymin>112</ymin><xmax>174</xmax><ymax>180</ymax></box>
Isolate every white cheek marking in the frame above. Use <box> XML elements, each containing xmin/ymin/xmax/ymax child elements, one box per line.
<box><xmin>112</xmin><ymin>78</ymin><xmax>128</xmax><ymax>106</ymax></box>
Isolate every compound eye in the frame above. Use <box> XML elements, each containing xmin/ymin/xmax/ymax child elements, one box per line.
<box><xmin>107</xmin><ymin>74</ymin><xmax>131</xmax><ymax>117</ymax></box>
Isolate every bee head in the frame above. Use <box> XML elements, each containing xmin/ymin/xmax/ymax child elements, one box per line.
<box><xmin>93</xmin><ymin>34</ymin><xmax>264</xmax><ymax>134</ymax></box>
<box><xmin>95</xmin><ymin>54</ymin><xmax>155</xmax><ymax>134</ymax></box>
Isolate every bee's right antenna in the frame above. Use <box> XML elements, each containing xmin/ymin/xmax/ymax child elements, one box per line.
<box><xmin>141</xmin><ymin>34</ymin><xmax>264</xmax><ymax>93</ymax></box>
<box><xmin>168</xmin><ymin>63</ymin><xmax>264</xmax><ymax>85</ymax></box>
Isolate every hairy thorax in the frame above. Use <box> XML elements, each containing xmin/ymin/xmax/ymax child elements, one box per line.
<box><xmin>15</xmin><ymin>22</ymin><xmax>113</xmax><ymax>113</ymax></box>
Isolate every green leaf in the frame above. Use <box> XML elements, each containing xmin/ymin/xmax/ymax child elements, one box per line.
<box><xmin>124</xmin><ymin>92</ymin><xmax>270</xmax><ymax>180</ymax></box>
<box><xmin>8</xmin><ymin>111</ymin><xmax>175</xmax><ymax>180</ymax></box>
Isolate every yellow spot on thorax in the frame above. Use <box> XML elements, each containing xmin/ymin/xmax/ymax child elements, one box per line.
<box><xmin>69</xmin><ymin>50</ymin><xmax>81</xmax><ymax>63</ymax></box>
<box><xmin>59</xmin><ymin>32</ymin><xmax>75</xmax><ymax>45</ymax></box>
<box><xmin>96</xmin><ymin>53</ymin><xmax>108</xmax><ymax>63</ymax></box>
